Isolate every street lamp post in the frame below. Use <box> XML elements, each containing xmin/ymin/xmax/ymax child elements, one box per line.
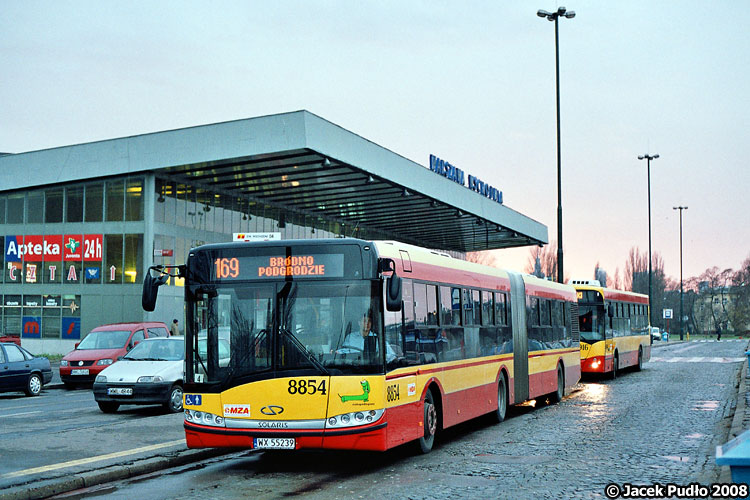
<box><xmin>673</xmin><ymin>206</ymin><xmax>688</xmax><ymax>340</ymax></box>
<box><xmin>537</xmin><ymin>6</ymin><xmax>575</xmax><ymax>284</ymax></box>
<box><xmin>638</xmin><ymin>153</ymin><xmax>659</xmax><ymax>326</ymax></box>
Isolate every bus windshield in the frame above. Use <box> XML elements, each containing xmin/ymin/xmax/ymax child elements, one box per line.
<box><xmin>578</xmin><ymin>304</ymin><xmax>605</xmax><ymax>343</ymax></box>
<box><xmin>189</xmin><ymin>280</ymin><xmax>384</xmax><ymax>385</ymax></box>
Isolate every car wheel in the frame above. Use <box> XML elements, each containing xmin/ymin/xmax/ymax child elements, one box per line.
<box><xmin>25</xmin><ymin>373</ymin><xmax>43</xmax><ymax>397</ymax></box>
<box><xmin>98</xmin><ymin>401</ymin><xmax>120</xmax><ymax>413</ymax></box>
<box><xmin>164</xmin><ymin>384</ymin><xmax>183</xmax><ymax>413</ymax></box>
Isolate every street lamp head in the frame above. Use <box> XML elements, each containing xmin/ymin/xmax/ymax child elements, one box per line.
<box><xmin>565</xmin><ymin>11</ymin><xmax>576</xmax><ymax>18</ymax></box>
<box><xmin>638</xmin><ymin>155</ymin><xmax>645</xmax><ymax>160</ymax></box>
<box><xmin>653</xmin><ymin>154</ymin><xmax>660</xmax><ymax>159</ymax></box>
<box><xmin>557</xmin><ymin>6</ymin><xmax>567</xmax><ymax>15</ymax></box>
<box><xmin>537</xmin><ymin>9</ymin><xmax>551</xmax><ymax>17</ymax></box>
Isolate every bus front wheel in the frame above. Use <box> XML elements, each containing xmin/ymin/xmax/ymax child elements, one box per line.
<box><xmin>609</xmin><ymin>353</ymin><xmax>619</xmax><ymax>380</ymax></box>
<box><xmin>417</xmin><ymin>389</ymin><xmax>437</xmax><ymax>454</ymax></box>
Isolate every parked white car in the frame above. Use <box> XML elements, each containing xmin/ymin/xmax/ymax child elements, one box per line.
<box><xmin>651</xmin><ymin>327</ymin><xmax>661</xmax><ymax>341</ymax></box>
<box><xmin>92</xmin><ymin>337</ymin><xmax>184</xmax><ymax>413</ymax></box>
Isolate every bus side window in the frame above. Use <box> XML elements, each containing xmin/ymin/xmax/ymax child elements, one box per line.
<box><xmin>414</xmin><ymin>282</ymin><xmax>428</xmax><ymax>326</ymax></box>
<box><xmin>440</xmin><ymin>286</ymin><xmax>461</xmax><ymax>326</ymax></box>
<box><xmin>426</xmin><ymin>284</ymin><xmax>438</xmax><ymax>326</ymax></box>
<box><xmin>494</xmin><ymin>292</ymin><xmax>506</xmax><ymax>326</ymax></box>
<box><xmin>384</xmin><ymin>308</ymin><xmax>405</xmax><ymax>370</ymax></box>
<box><xmin>481</xmin><ymin>291</ymin><xmax>493</xmax><ymax>326</ymax></box>
<box><xmin>401</xmin><ymin>279</ymin><xmax>418</xmax><ymax>364</ymax></box>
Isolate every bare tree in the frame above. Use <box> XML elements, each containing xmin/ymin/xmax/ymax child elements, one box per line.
<box><xmin>694</xmin><ymin>266</ymin><xmax>734</xmax><ymax>334</ymax></box>
<box><xmin>729</xmin><ymin>254</ymin><xmax>750</xmax><ymax>334</ymax></box>
<box><xmin>612</xmin><ymin>267</ymin><xmax>622</xmax><ymax>290</ymax></box>
<box><xmin>466</xmin><ymin>250</ymin><xmax>499</xmax><ymax>268</ymax></box>
<box><xmin>594</xmin><ymin>261</ymin><xmax>608</xmax><ymax>287</ymax></box>
<box><xmin>622</xmin><ymin>247</ymin><xmax>668</xmax><ymax>329</ymax></box>
<box><xmin>524</xmin><ymin>241</ymin><xmax>566</xmax><ymax>281</ymax></box>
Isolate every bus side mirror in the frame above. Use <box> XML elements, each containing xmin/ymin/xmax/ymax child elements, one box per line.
<box><xmin>386</xmin><ymin>274</ymin><xmax>402</xmax><ymax>312</ymax></box>
<box><xmin>142</xmin><ymin>266</ymin><xmax>169</xmax><ymax>312</ymax></box>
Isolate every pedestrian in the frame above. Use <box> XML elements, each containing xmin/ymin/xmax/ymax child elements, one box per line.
<box><xmin>170</xmin><ymin>318</ymin><xmax>180</xmax><ymax>336</ymax></box>
<box><xmin>716</xmin><ymin>324</ymin><xmax>722</xmax><ymax>341</ymax></box>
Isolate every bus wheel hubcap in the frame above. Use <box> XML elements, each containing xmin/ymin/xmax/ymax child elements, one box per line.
<box><xmin>425</xmin><ymin>403</ymin><xmax>437</xmax><ymax>436</ymax></box>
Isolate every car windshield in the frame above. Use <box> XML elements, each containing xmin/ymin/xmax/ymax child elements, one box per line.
<box><xmin>190</xmin><ymin>280</ymin><xmax>383</xmax><ymax>384</ymax></box>
<box><xmin>125</xmin><ymin>339</ymin><xmax>184</xmax><ymax>361</ymax></box>
<box><xmin>77</xmin><ymin>330</ymin><xmax>131</xmax><ymax>350</ymax></box>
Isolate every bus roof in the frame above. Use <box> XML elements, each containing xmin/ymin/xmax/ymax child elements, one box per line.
<box><xmin>571</xmin><ymin>283</ymin><xmax>649</xmax><ymax>304</ymax></box>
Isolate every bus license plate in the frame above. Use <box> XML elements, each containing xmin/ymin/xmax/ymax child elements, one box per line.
<box><xmin>71</xmin><ymin>369</ymin><xmax>89</xmax><ymax>375</ymax></box>
<box><xmin>254</xmin><ymin>438</ymin><xmax>295</xmax><ymax>450</ymax></box>
<box><xmin>107</xmin><ymin>387</ymin><xmax>133</xmax><ymax>396</ymax></box>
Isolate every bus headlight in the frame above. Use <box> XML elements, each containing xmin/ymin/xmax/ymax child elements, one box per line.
<box><xmin>325</xmin><ymin>409</ymin><xmax>384</xmax><ymax>429</ymax></box>
<box><xmin>185</xmin><ymin>409</ymin><xmax>225</xmax><ymax>427</ymax></box>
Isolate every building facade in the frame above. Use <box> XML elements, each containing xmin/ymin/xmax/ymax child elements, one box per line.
<box><xmin>0</xmin><ymin>111</ymin><xmax>547</xmax><ymax>354</ymax></box>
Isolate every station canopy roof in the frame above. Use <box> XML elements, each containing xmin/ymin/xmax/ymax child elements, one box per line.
<box><xmin>0</xmin><ymin>110</ymin><xmax>547</xmax><ymax>253</ymax></box>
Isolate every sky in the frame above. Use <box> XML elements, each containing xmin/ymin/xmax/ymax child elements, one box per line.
<box><xmin>1</xmin><ymin>1</ymin><xmax>748</xmax><ymax>283</ymax></box>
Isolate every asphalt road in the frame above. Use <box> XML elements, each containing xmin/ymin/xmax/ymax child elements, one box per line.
<box><xmin>0</xmin><ymin>386</ymin><xmax>185</xmax><ymax>491</ymax></box>
<box><xmin>28</xmin><ymin>339</ymin><xmax>747</xmax><ymax>500</ymax></box>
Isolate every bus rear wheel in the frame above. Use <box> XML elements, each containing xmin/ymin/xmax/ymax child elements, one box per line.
<box><xmin>550</xmin><ymin>364</ymin><xmax>564</xmax><ymax>404</ymax></box>
<box><xmin>636</xmin><ymin>348</ymin><xmax>643</xmax><ymax>371</ymax></box>
<box><xmin>417</xmin><ymin>389</ymin><xmax>437</xmax><ymax>454</ymax></box>
<box><xmin>492</xmin><ymin>375</ymin><xmax>507</xmax><ymax>423</ymax></box>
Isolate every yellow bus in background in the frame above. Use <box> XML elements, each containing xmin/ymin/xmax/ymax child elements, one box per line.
<box><xmin>571</xmin><ymin>281</ymin><xmax>650</xmax><ymax>378</ymax></box>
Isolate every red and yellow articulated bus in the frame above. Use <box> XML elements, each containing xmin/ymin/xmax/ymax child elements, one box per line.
<box><xmin>143</xmin><ymin>239</ymin><xmax>581</xmax><ymax>453</ymax></box>
<box><xmin>572</xmin><ymin>281</ymin><xmax>651</xmax><ymax>378</ymax></box>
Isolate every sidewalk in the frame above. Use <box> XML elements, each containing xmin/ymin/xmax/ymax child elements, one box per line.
<box><xmin>718</xmin><ymin>342</ymin><xmax>750</xmax><ymax>482</ymax></box>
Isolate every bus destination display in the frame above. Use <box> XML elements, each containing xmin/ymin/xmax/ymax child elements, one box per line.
<box><xmin>213</xmin><ymin>253</ymin><xmax>345</xmax><ymax>280</ymax></box>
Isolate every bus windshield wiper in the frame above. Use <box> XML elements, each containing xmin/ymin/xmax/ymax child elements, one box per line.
<box><xmin>279</xmin><ymin>327</ymin><xmax>329</xmax><ymax>376</ymax></box>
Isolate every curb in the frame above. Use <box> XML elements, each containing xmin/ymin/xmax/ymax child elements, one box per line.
<box><xmin>716</xmin><ymin>346</ymin><xmax>749</xmax><ymax>483</ymax></box>
<box><xmin>0</xmin><ymin>447</ymin><xmax>232</xmax><ymax>500</ymax></box>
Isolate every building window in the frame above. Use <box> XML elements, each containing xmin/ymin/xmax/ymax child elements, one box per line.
<box><xmin>66</xmin><ymin>186</ymin><xmax>84</xmax><ymax>223</ymax></box>
<box><xmin>106</xmin><ymin>180</ymin><xmax>125</xmax><ymax>221</ymax></box>
<box><xmin>124</xmin><ymin>234</ymin><xmax>143</xmax><ymax>283</ymax></box>
<box><xmin>45</xmin><ymin>188</ymin><xmax>64</xmax><ymax>223</ymax></box>
<box><xmin>0</xmin><ymin>196</ymin><xmax>5</xmax><ymax>224</ymax></box>
<box><xmin>27</xmin><ymin>191</ymin><xmax>44</xmax><ymax>223</ymax></box>
<box><xmin>7</xmin><ymin>194</ymin><xmax>24</xmax><ymax>224</ymax></box>
<box><xmin>85</xmin><ymin>183</ymin><xmax>103</xmax><ymax>222</ymax></box>
<box><xmin>105</xmin><ymin>234</ymin><xmax>124</xmax><ymax>284</ymax></box>
<box><xmin>125</xmin><ymin>178</ymin><xmax>143</xmax><ymax>221</ymax></box>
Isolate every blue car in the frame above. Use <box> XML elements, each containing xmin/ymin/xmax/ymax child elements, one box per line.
<box><xmin>0</xmin><ymin>342</ymin><xmax>53</xmax><ymax>396</ymax></box>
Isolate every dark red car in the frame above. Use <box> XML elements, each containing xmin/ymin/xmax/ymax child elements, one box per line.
<box><xmin>60</xmin><ymin>322</ymin><xmax>170</xmax><ymax>387</ymax></box>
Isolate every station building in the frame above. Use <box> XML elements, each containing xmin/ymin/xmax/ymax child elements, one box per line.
<box><xmin>0</xmin><ymin>110</ymin><xmax>547</xmax><ymax>354</ymax></box>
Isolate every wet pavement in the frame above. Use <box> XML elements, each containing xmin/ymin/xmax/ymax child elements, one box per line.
<box><xmin>19</xmin><ymin>338</ymin><xmax>746</xmax><ymax>500</ymax></box>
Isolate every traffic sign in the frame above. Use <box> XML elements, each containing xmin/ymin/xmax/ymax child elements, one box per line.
<box><xmin>663</xmin><ymin>309</ymin><xmax>673</xmax><ymax>319</ymax></box>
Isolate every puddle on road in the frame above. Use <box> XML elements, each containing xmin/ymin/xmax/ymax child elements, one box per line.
<box><xmin>691</xmin><ymin>400</ymin><xmax>719</xmax><ymax>411</ymax></box>
<box><xmin>684</xmin><ymin>433</ymin><xmax>705</xmax><ymax>439</ymax></box>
